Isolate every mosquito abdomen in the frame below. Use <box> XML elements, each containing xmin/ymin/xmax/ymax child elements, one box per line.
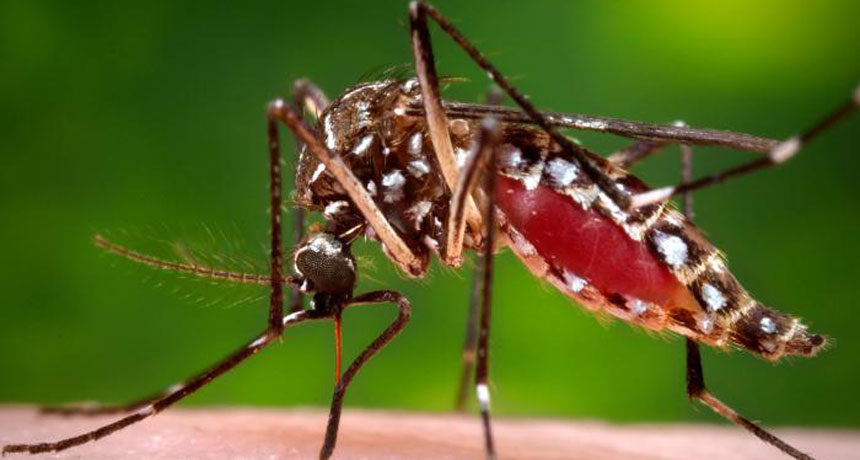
<box><xmin>494</xmin><ymin>146</ymin><xmax>824</xmax><ymax>360</ymax></box>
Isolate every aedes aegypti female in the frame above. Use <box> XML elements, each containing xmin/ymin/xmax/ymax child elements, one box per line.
<box><xmin>4</xmin><ymin>3</ymin><xmax>858</xmax><ymax>459</ymax></box>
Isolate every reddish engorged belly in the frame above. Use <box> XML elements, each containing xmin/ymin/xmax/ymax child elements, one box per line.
<box><xmin>496</xmin><ymin>175</ymin><xmax>689</xmax><ymax>307</ymax></box>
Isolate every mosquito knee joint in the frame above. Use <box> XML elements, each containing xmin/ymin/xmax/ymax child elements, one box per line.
<box><xmin>768</xmin><ymin>136</ymin><xmax>801</xmax><ymax>164</ymax></box>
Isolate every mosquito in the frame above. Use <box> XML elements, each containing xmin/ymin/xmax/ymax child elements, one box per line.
<box><xmin>4</xmin><ymin>3</ymin><xmax>857</xmax><ymax>459</ymax></box>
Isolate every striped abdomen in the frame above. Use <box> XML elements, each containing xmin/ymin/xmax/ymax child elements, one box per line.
<box><xmin>494</xmin><ymin>133</ymin><xmax>824</xmax><ymax>360</ymax></box>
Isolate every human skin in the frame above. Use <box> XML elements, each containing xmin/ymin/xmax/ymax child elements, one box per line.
<box><xmin>1</xmin><ymin>406</ymin><xmax>856</xmax><ymax>459</ymax></box>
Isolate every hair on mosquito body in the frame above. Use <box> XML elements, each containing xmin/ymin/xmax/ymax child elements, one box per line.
<box><xmin>4</xmin><ymin>3</ymin><xmax>857</xmax><ymax>460</ymax></box>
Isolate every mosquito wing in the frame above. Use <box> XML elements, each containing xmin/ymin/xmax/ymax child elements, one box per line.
<box><xmin>408</xmin><ymin>101</ymin><xmax>779</xmax><ymax>153</ymax></box>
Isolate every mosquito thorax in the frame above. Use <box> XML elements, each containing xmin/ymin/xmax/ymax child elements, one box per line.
<box><xmin>293</xmin><ymin>233</ymin><xmax>356</xmax><ymax>310</ymax></box>
<box><xmin>295</xmin><ymin>78</ymin><xmax>481</xmax><ymax>275</ymax></box>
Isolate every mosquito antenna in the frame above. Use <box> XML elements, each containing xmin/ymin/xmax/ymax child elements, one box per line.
<box><xmin>93</xmin><ymin>234</ymin><xmax>272</xmax><ymax>285</ymax></box>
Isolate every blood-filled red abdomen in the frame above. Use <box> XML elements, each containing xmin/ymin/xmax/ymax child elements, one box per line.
<box><xmin>495</xmin><ymin>175</ymin><xmax>686</xmax><ymax>307</ymax></box>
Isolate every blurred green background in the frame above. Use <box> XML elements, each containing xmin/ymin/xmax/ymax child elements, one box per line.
<box><xmin>1</xmin><ymin>1</ymin><xmax>858</xmax><ymax>429</ymax></box>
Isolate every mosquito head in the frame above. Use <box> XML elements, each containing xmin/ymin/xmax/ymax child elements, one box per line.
<box><xmin>293</xmin><ymin>232</ymin><xmax>357</xmax><ymax>309</ymax></box>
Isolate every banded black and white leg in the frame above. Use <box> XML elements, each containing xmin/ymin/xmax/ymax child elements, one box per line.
<box><xmin>455</xmin><ymin>87</ymin><xmax>503</xmax><ymax>412</ymax></box>
<box><xmin>448</xmin><ymin>119</ymin><xmax>504</xmax><ymax>456</ymax></box>
<box><xmin>631</xmin><ymin>86</ymin><xmax>859</xmax><ymax>207</ymax></box>
<box><xmin>473</xmin><ymin>122</ymin><xmax>503</xmax><ymax>460</ymax></box>
<box><xmin>4</xmin><ymin>290</ymin><xmax>410</xmax><ymax>457</ymax></box>
<box><xmin>678</xmin><ymin>144</ymin><xmax>815</xmax><ymax>460</ymax></box>
<box><xmin>2</xmin><ymin>310</ymin><xmax>310</xmax><ymax>454</ymax></box>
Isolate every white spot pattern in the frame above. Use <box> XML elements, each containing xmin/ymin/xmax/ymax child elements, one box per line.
<box><xmin>629</xmin><ymin>298</ymin><xmax>647</xmax><ymax>315</ymax></box>
<box><xmin>545</xmin><ymin>157</ymin><xmax>578</xmax><ymax>187</ymax></box>
<box><xmin>408</xmin><ymin>132</ymin><xmax>423</xmax><ymax>155</ymax></box>
<box><xmin>407</xmin><ymin>160</ymin><xmax>430</xmax><ymax>177</ymax></box>
<box><xmin>653</xmin><ymin>230</ymin><xmax>688</xmax><ymax>267</ymax></box>
<box><xmin>562</xmin><ymin>271</ymin><xmax>587</xmax><ymax>293</ymax></box>
<box><xmin>509</xmin><ymin>228</ymin><xmax>537</xmax><ymax>256</ymax></box>
<box><xmin>352</xmin><ymin>134</ymin><xmax>374</xmax><ymax>156</ymax></box>
<box><xmin>323</xmin><ymin>115</ymin><xmax>336</xmax><ymax>150</ymax></box>
<box><xmin>476</xmin><ymin>383</ymin><xmax>491</xmax><ymax>411</ymax></box>
<box><xmin>310</xmin><ymin>163</ymin><xmax>326</xmax><ymax>183</ymax></box>
<box><xmin>597</xmin><ymin>192</ymin><xmax>628</xmax><ymax>225</ymax></box>
<box><xmin>282</xmin><ymin>310</ymin><xmax>305</xmax><ymax>327</ymax></box>
<box><xmin>382</xmin><ymin>170</ymin><xmax>406</xmax><ymax>203</ymax></box>
<box><xmin>760</xmin><ymin>316</ymin><xmax>777</xmax><ymax>334</ymax></box>
<box><xmin>401</xmin><ymin>79</ymin><xmax>419</xmax><ymax>92</ymax></box>
<box><xmin>249</xmin><ymin>335</ymin><xmax>268</xmax><ymax>349</ymax></box>
<box><xmin>499</xmin><ymin>144</ymin><xmax>524</xmax><ymax>169</ymax></box>
<box><xmin>698</xmin><ymin>316</ymin><xmax>715</xmax><ymax>334</ymax></box>
<box><xmin>701</xmin><ymin>283</ymin><xmax>726</xmax><ymax>312</ymax></box>
<box><xmin>521</xmin><ymin>160</ymin><xmax>545</xmax><ymax>191</ymax></box>
<box><xmin>455</xmin><ymin>147</ymin><xmax>470</xmax><ymax>168</ymax></box>
<box><xmin>323</xmin><ymin>200</ymin><xmax>349</xmax><ymax>220</ymax></box>
<box><xmin>355</xmin><ymin>101</ymin><xmax>371</xmax><ymax>128</ymax></box>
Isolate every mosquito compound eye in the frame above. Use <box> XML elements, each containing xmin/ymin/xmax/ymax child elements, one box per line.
<box><xmin>293</xmin><ymin>233</ymin><xmax>356</xmax><ymax>295</ymax></box>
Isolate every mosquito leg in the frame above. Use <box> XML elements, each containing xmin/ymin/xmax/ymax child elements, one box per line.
<box><xmin>678</xmin><ymin>146</ymin><xmax>814</xmax><ymax>460</ymax></box>
<box><xmin>3</xmin><ymin>312</ymin><xmax>310</xmax><ymax>455</ymax></box>
<box><xmin>36</xmin><ymin>94</ymin><xmax>326</xmax><ymax>416</ymax></box>
<box><xmin>455</xmin><ymin>249</ymin><xmax>483</xmax><ymax>412</ymax></box>
<box><xmin>292</xmin><ymin>78</ymin><xmax>329</xmax><ymax>120</ymax></box>
<box><xmin>266</xmin><ymin>105</ymin><xmax>288</xmax><ymax>333</ymax></box>
<box><xmin>443</xmin><ymin>119</ymin><xmax>504</xmax><ymax>457</ymax></box>
<box><xmin>409</xmin><ymin>3</ymin><xmax>482</xmax><ymax>264</ymax></box>
<box><xmin>39</xmin><ymin>390</ymin><xmax>173</xmax><ymax>417</ymax></box>
<box><xmin>289</xmin><ymin>79</ymin><xmax>330</xmax><ymax>312</ymax></box>
<box><xmin>268</xmin><ymin>100</ymin><xmax>424</xmax><ymax>276</ymax></box>
<box><xmin>475</xmin><ymin>121</ymin><xmax>502</xmax><ymax>460</ymax></box>
<box><xmin>446</xmin><ymin>118</ymin><xmax>502</xmax><ymax>418</ymax></box>
<box><xmin>608</xmin><ymin>139</ymin><xmax>670</xmax><ymax>168</ymax></box>
<box><xmin>609</xmin><ymin>121</ymin><xmax>699</xmax><ymax>169</ymax></box>
<box><xmin>685</xmin><ymin>340</ymin><xmax>815</xmax><ymax>459</ymax></box>
<box><xmin>632</xmin><ymin>88</ymin><xmax>859</xmax><ymax>207</ymax></box>
<box><xmin>408</xmin><ymin>1</ymin><xmax>631</xmax><ymax>210</ymax></box>
<box><xmin>454</xmin><ymin>89</ymin><xmax>502</xmax><ymax>412</ymax></box>
<box><xmin>680</xmin><ymin>143</ymin><xmax>694</xmax><ymax>219</ymax></box>
<box><xmin>319</xmin><ymin>290</ymin><xmax>412</xmax><ymax>460</ymax></box>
